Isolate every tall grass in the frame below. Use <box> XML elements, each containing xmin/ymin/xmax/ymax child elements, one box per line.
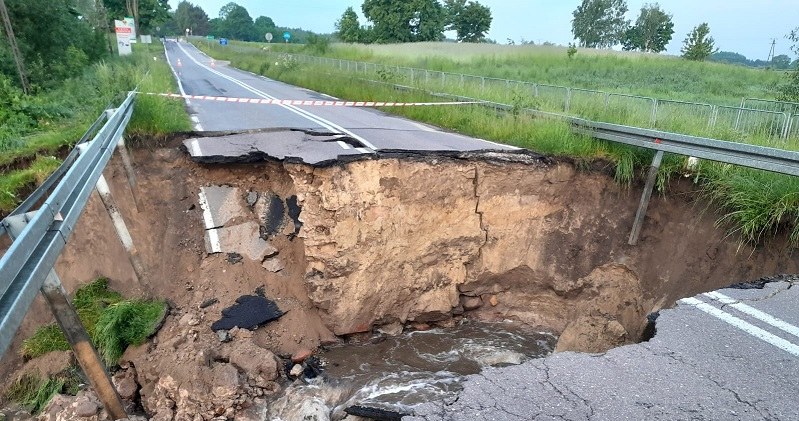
<box><xmin>21</xmin><ymin>278</ymin><xmax>165</xmax><ymax>365</ymax></box>
<box><xmin>195</xmin><ymin>41</ymin><xmax>799</xmax><ymax>247</ymax></box>
<box><xmin>0</xmin><ymin>41</ymin><xmax>190</xmax><ymax>214</ymax></box>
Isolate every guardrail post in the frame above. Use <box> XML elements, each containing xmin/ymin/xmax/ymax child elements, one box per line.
<box><xmin>629</xmin><ymin>150</ymin><xmax>664</xmax><ymax>246</ymax></box>
<box><xmin>95</xmin><ymin>173</ymin><xmax>147</xmax><ymax>289</ymax></box>
<box><xmin>116</xmin><ymin>137</ymin><xmax>142</xmax><ymax>212</ymax></box>
<box><xmin>564</xmin><ymin>88</ymin><xmax>571</xmax><ymax>113</ymax></box>
<box><xmin>650</xmin><ymin>99</ymin><xmax>659</xmax><ymax>128</ymax></box>
<box><xmin>3</xmin><ymin>217</ymin><xmax>128</xmax><ymax>420</ymax></box>
<box><xmin>41</xmin><ymin>271</ymin><xmax>129</xmax><ymax>420</ymax></box>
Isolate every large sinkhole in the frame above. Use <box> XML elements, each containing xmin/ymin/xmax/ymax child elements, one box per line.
<box><xmin>5</xmin><ymin>136</ymin><xmax>795</xmax><ymax>420</ymax></box>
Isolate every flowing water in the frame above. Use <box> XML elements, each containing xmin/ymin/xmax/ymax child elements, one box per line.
<box><xmin>268</xmin><ymin>319</ymin><xmax>557</xmax><ymax>420</ymax></box>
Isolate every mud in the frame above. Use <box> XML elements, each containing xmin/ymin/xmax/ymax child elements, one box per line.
<box><xmin>1</xmin><ymin>140</ymin><xmax>797</xmax><ymax>419</ymax></box>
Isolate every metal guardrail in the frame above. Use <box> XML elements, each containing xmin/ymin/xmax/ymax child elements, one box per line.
<box><xmin>0</xmin><ymin>92</ymin><xmax>136</xmax><ymax>419</ymax></box>
<box><xmin>571</xmin><ymin>118</ymin><xmax>799</xmax><ymax>177</ymax></box>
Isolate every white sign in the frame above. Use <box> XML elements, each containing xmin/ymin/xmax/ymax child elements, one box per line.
<box><xmin>114</xmin><ymin>20</ymin><xmax>133</xmax><ymax>56</ymax></box>
<box><xmin>125</xmin><ymin>17</ymin><xmax>137</xmax><ymax>42</ymax></box>
<box><xmin>265</xmin><ymin>32</ymin><xmax>273</xmax><ymax>42</ymax></box>
<box><xmin>140</xmin><ymin>35</ymin><xmax>152</xmax><ymax>44</ymax></box>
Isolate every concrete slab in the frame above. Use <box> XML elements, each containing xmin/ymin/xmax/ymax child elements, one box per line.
<box><xmin>206</xmin><ymin>221</ymin><xmax>277</xmax><ymax>261</ymax></box>
<box><xmin>199</xmin><ymin>186</ymin><xmax>245</xmax><ymax>228</ymax></box>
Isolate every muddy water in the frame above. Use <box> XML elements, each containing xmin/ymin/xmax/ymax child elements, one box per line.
<box><xmin>269</xmin><ymin>320</ymin><xmax>556</xmax><ymax>420</ymax></box>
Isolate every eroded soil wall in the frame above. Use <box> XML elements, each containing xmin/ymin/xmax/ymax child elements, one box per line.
<box><xmin>288</xmin><ymin>153</ymin><xmax>798</xmax><ymax>350</ymax></box>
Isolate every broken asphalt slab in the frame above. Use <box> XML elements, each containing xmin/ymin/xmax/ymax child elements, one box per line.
<box><xmin>211</xmin><ymin>295</ymin><xmax>284</xmax><ymax>331</ymax></box>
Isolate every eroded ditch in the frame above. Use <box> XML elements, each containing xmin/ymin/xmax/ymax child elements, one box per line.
<box><xmin>2</xmin><ymin>136</ymin><xmax>797</xmax><ymax>420</ymax></box>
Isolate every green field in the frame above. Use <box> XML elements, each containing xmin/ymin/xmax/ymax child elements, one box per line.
<box><xmin>0</xmin><ymin>42</ymin><xmax>191</xmax><ymax>215</ymax></box>
<box><xmin>194</xmin><ymin>40</ymin><xmax>799</xmax><ymax>247</ymax></box>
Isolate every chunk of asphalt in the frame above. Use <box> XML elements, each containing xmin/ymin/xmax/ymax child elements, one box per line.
<box><xmin>286</xmin><ymin>195</ymin><xmax>303</xmax><ymax>237</ymax></box>
<box><xmin>343</xmin><ymin>406</ymin><xmax>406</xmax><ymax>421</ymax></box>
<box><xmin>727</xmin><ymin>274</ymin><xmax>796</xmax><ymax>289</ymax></box>
<box><xmin>640</xmin><ymin>311</ymin><xmax>660</xmax><ymax>342</ymax></box>
<box><xmin>210</xmin><ymin>295</ymin><xmax>284</xmax><ymax>331</ymax></box>
<box><xmin>226</xmin><ymin>252</ymin><xmax>243</xmax><ymax>264</ymax></box>
<box><xmin>261</xmin><ymin>193</ymin><xmax>286</xmax><ymax>239</ymax></box>
<box><xmin>199</xmin><ymin>298</ymin><xmax>219</xmax><ymax>309</ymax></box>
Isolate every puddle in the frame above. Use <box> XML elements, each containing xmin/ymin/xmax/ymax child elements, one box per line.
<box><xmin>268</xmin><ymin>320</ymin><xmax>556</xmax><ymax>420</ymax></box>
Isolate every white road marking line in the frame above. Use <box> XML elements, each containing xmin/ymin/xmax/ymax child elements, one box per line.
<box><xmin>408</xmin><ymin>121</ymin><xmax>438</xmax><ymax>133</ymax></box>
<box><xmin>679</xmin><ymin>297</ymin><xmax>799</xmax><ymax>357</ymax></box>
<box><xmin>188</xmin><ymin>139</ymin><xmax>203</xmax><ymax>156</ymax></box>
<box><xmin>206</xmin><ymin>229</ymin><xmax>222</xmax><ymax>254</ymax></box>
<box><xmin>337</xmin><ymin>141</ymin><xmax>352</xmax><ymax>150</ymax></box>
<box><xmin>175</xmin><ymin>42</ymin><xmax>378</xmax><ymax>152</ymax></box>
<box><xmin>163</xmin><ymin>43</ymin><xmax>191</xmax><ymax>105</ymax></box>
<box><xmin>704</xmin><ymin>291</ymin><xmax>799</xmax><ymax>340</ymax></box>
<box><xmin>356</xmin><ymin>147</ymin><xmax>370</xmax><ymax>154</ymax></box>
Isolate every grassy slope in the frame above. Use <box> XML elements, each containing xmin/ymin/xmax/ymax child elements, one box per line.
<box><xmin>221</xmin><ymin>41</ymin><xmax>783</xmax><ymax>105</ymax></box>
<box><xmin>194</xmin><ymin>41</ymin><xmax>799</xmax><ymax>247</ymax></box>
<box><xmin>0</xmin><ymin>42</ymin><xmax>191</xmax><ymax>215</ymax></box>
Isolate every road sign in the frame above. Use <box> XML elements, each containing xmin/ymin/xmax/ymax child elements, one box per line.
<box><xmin>265</xmin><ymin>32</ymin><xmax>273</xmax><ymax>42</ymax></box>
<box><xmin>220</xmin><ymin>38</ymin><xmax>228</xmax><ymax>46</ymax></box>
<box><xmin>283</xmin><ymin>31</ymin><xmax>291</xmax><ymax>43</ymax></box>
<box><xmin>114</xmin><ymin>20</ymin><xmax>133</xmax><ymax>56</ymax></box>
<box><xmin>207</xmin><ymin>35</ymin><xmax>215</xmax><ymax>40</ymax></box>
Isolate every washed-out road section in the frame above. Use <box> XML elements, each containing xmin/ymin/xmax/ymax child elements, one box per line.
<box><xmin>164</xmin><ymin>39</ymin><xmax>799</xmax><ymax>420</ymax></box>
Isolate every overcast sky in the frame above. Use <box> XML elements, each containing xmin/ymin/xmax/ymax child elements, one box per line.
<box><xmin>169</xmin><ymin>0</ymin><xmax>799</xmax><ymax>59</ymax></box>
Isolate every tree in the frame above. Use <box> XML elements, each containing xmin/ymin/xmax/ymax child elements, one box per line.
<box><xmin>216</xmin><ymin>2</ymin><xmax>254</xmax><ymax>40</ymax></box>
<box><xmin>772</xmin><ymin>54</ymin><xmax>791</xmax><ymax>70</ymax></box>
<box><xmin>174</xmin><ymin>1</ymin><xmax>209</xmax><ymax>36</ymax></box>
<box><xmin>571</xmin><ymin>0</ymin><xmax>629</xmax><ymax>48</ymax></box>
<box><xmin>253</xmin><ymin>16</ymin><xmax>276</xmax><ymax>40</ymax></box>
<box><xmin>1</xmin><ymin>0</ymin><xmax>107</xmax><ymax>88</ymax></box>
<box><xmin>778</xmin><ymin>27</ymin><xmax>799</xmax><ymax>101</ymax></box>
<box><xmin>681</xmin><ymin>23</ymin><xmax>716</xmax><ymax>61</ymax></box>
<box><xmin>622</xmin><ymin>3</ymin><xmax>673</xmax><ymax>53</ymax></box>
<box><xmin>361</xmin><ymin>0</ymin><xmax>445</xmax><ymax>43</ymax></box>
<box><xmin>336</xmin><ymin>7</ymin><xmax>361</xmax><ymax>43</ymax></box>
<box><xmin>103</xmin><ymin>0</ymin><xmax>171</xmax><ymax>33</ymax></box>
<box><xmin>445</xmin><ymin>0</ymin><xmax>492</xmax><ymax>42</ymax></box>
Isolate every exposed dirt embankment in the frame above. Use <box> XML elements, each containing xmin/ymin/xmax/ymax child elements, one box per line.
<box><xmin>287</xmin><ymin>152</ymin><xmax>797</xmax><ymax>350</ymax></box>
<box><xmin>3</xmin><ymin>142</ymin><xmax>797</xmax><ymax>420</ymax></box>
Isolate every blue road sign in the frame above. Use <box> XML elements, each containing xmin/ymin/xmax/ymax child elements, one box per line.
<box><xmin>283</xmin><ymin>32</ymin><xmax>291</xmax><ymax>42</ymax></box>
<box><xmin>219</xmin><ymin>38</ymin><xmax>228</xmax><ymax>46</ymax></box>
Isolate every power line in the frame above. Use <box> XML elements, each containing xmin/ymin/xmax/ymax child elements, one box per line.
<box><xmin>0</xmin><ymin>0</ymin><xmax>30</xmax><ymax>94</ymax></box>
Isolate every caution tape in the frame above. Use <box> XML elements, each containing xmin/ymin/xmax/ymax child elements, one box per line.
<box><xmin>140</xmin><ymin>92</ymin><xmax>480</xmax><ymax>107</ymax></box>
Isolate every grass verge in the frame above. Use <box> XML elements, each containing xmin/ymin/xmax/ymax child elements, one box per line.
<box><xmin>195</xmin><ymin>41</ymin><xmax>799</xmax><ymax>247</ymax></box>
<box><xmin>21</xmin><ymin>278</ymin><xmax>166</xmax><ymax>366</ymax></box>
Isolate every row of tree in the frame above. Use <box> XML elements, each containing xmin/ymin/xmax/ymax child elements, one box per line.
<box><xmin>571</xmin><ymin>0</ymin><xmax>717</xmax><ymax>61</ymax></box>
<box><xmin>336</xmin><ymin>0</ymin><xmax>493</xmax><ymax>44</ymax></box>
<box><xmin>168</xmin><ymin>1</ymin><xmax>318</xmax><ymax>44</ymax></box>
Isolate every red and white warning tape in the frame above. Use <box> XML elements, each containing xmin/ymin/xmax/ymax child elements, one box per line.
<box><xmin>140</xmin><ymin>92</ymin><xmax>479</xmax><ymax>107</ymax></box>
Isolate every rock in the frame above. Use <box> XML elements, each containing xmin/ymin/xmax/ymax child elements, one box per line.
<box><xmin>211</xmin><ymin>295</ymin><xmax>283</xmax><ymax>331</ymax></box>
<box><xmin>73</xmin><ymin>398</ymin><xmax>98</xmax><ymax>418</ymax></box>
<box><xmin>291</xmin><ymin>349</ymin><xmax>313</xmax><ymax>364</ymax></box>
<box><xmin>376</xmin><ymin>322</ymin><xmax>403</xmax><ymax>336</ymax></box>
<box><xmin>211</xmin><ymin>364</ymin><xmax>240</xmax><ymax>399</ymax></box>
<box><xmin>261</xmin><ymin>257</ymin><xmax>285</xmax><ymax>273</ymax></box>
<box><xmin>179</xmin><ymin>313</ymin><xmax>199</xmax><ymax>326</ymax></box>
<box><xmin>216</xmin><ymin>330</ymin><xmax>231</xmax><ymax>343</ymax></box>
<box><xmin>461</xmin><ymin>296</ymin><xmax>483</xmax><ymax>311</ymax></box>
<box><xmin>112</xmin><ymin>369</ymin><xmax>139</xmax><ymax>400</ymax></box>
<box><xmin>225</xmin><ymin>340</ymin><xmax>280</xmax><ymax>381</ymax></box>
<box><xmin>226</xmin><ymin>253</ymin><xmax>243</xmax><ymax>264</ymax></box>
<box><xmin>489</xmin><ymin>295</ymin><xmax>499</xmax><ymax>307</ymax></box>
<box><xmin>289</xmin><ymin>364</ymin><xmax>303</xmax><ymax>377</ymax></box>
<box><xmin>199</xmin><ymin>298</ymin><xmax>218</xmax><ymax>309</ymax></box>
<box><xmin>411</xmin><ymin>322</ymin><xmax>430</xmax><ymax>331</ymax></box>
<box><xmin>246</xmin><ymin>191</ymin><xmax>259</xmax><ymax>208</ymax></box>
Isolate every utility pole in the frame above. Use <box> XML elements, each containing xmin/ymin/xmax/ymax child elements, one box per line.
<box><xmin>768</xmin><ymin>38</ymin><xmax>776</xmax><ymax>62</ymax></box>
<box><xmin>95</xmin><ymin>0</ymin><xmax>114</xmax><ymax>53</ymax></box>
<box><xmin>0</xmin><ymin>0</ymin><xmax>30</xmax><ymax>94</ymax></box>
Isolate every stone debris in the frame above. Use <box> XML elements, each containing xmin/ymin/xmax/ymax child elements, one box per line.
<box><xmin>211</xmin><ymin>295</ymin><xmax>284</xmax><ymax>331</ymax></box>
<box><xmin>226</xmin><ymin>252</ymin><xmax>243</xmax><ymax>264</ymax></box>
<box><xmin>344</xmin><ymin>405</ymin><xmax>406</xmax><ymax>421</ymax></box>
<box><xmin>289</xmin><ymin>364</ymin><xmax>303</xmax><ymax>377</ymax></box>
<box><xmin>216</xmin><ymin>329</ymin><xmax>231</xmax><ymax>343</ymax></box>
<box><xmin>290</xmin><ymin>349</ymin><xmax>313</xmax><ymax>364</ymax></box>
<box><xmin>261</xmin><ymin>256</ymin><xmax>285</xmax><ymax>273</ymax></box>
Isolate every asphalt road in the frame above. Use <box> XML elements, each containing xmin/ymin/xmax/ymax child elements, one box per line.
<box><xmin>163</xmin><ymin>40</ymin><xmax>799</xmax><ymax>420</ymax></box>
<box><xmin>163</xmin><ymin>40</ymin><xmax>515</xmax><ymax>164</ymax></box>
